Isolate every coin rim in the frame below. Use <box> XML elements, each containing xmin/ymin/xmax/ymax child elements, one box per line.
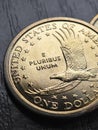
<box><xmin>90</xmin><ymin>14</ymin><xmax>98</xmax><ymax>26</ymax></box>
<box><xmin>4</xmin><ymin>17</ymin><xmax>98</xmax><ymax>117</ymax></box>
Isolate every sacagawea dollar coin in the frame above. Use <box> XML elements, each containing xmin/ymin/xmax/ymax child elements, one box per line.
<box><xmin>4</xmin><ymin>17</ymin><xmax>98</xmax><ymax>117</ymax></box>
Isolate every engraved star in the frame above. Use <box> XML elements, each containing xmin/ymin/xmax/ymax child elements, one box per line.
<box><xmin>82</xmin><ymin>89</ymin><xmax>87</xmax><ymax>94</ymax></box>
<box><xmin>90</xmin><ymin>84</ymin><xmax>94</xmax><ymax>88</ymax></box>
<box><xmin>91</xmin><ymin>46</ymin><xmax>95</xmax><ymax>49</ymax></box>
<box><xmin>84</xmin><ymin>38</ymin><xmax>89</xmax><ymax>43</ymax></box>
<box><xmin>23</xmin><ymin>75</ymin><xmax>28</xmax><ymax>79</ymax></box>
<box><xmin>51</xmin><ymin>95</ymin><xmax>57</xmax><ymax>99</ymax></box>
<box><xmin>37</xmin><ymin>36</ymin><xmax>41</xmax><ymax>40</ymax></box>
<box><xmin>30</xmin><ymin>42</ymin><xmax>35</xmax><ymax>46</ymax></box>
<box><xmin>95</xmin><ymin>53</ymin><xmax>98</xmax><ymax>57</ymax></box>
<box><xmin>28</xmin><ymin>82</ymin><xmax>34</xmax><ymax>87</ymax></box>
<box><xmin>72</xmin><ymin>94</ymin><xmax>78</xmax><ymax>98</ymax></box>
<box><xmin>29</xmin><ymin>61</ymin><xmax>33</xmax><ymax>66</ymax></box>
<box><xmin>20</xmin><ymin>66</ymin><xmax>25</xmax><ymax>70</ymax></box>
<box><xmin>21</xmin><ymin>57</ymin><xmax>26</xmax><ymax>61</ymax></box>
<box><xmin>24</xmin><ymin>49</ymin><xmax>29</xmax><ymax>53</ymax></box>
<box><xmin>45</xmin><ymin>33</ymin><xmax>50</xmax><ymax>36</ymax></box>
<box><xmin>62</xmin><ymin>95</ymin><xmax>67</xmax><ymax>100</ymax></box>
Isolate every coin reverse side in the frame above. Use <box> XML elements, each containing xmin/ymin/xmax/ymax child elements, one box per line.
<box><xmin>4</xmin><ymin>18</ymin><xmax>98</xmax><ymax>117</ymax></box>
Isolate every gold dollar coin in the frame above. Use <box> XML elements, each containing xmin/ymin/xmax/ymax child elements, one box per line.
<box><xmin>4</xmin><ymin>18</ymin><xmax>98</xmax><ymax>117</ymax></box>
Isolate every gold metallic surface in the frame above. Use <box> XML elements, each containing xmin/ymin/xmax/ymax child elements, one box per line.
<box><xmin>4</xmin><ymin>18</ymin><xmax>98</xmax><ymax>117</ymax></box>
<box><xmin>90</xmin><ymin>14</ymin><xmax>98</xmax><ymax>28</ymax></box>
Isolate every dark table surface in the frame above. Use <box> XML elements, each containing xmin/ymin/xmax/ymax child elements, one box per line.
<box><xmin>0</xmin><ymin>0</ymin><xmax>98</xmax><ymax>130</ymax></box>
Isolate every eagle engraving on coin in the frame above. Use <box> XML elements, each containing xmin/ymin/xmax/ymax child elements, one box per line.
<box><xmin>50</xmin><ymin>29</ymin><xmax>98</xmax><ymax>82</ymax></box>
<box><xmin>29</xmin><ymin>27</ymin><xmax>98</xmax><ymax>95</ymax></box>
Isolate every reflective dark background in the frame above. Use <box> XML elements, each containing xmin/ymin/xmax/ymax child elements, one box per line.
<box><xmin>0</xmin><ymin>0</ymin><xmax>98</xmax><ymax>130</ymax></box>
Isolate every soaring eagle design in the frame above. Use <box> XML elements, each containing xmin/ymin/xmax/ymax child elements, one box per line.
<box><xmin>25</xmin><ymin>27</ymin><xmax>98</xmax><ymax>95</ymax></box>
<box><xmin>49</xmin><ymin>28</ymin><xmax>98</xmax><ymax>91</ymax></box>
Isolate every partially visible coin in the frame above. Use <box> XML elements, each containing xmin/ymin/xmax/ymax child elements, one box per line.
<box><xmin>4</xmin><ymin>18</ymin><xmax>98</xmax><ymax>117</ymax></box>
<box><xmin>90</xmin><ymin>14</ymin><xmax>98</xmax><ymax>28</ymax></box>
